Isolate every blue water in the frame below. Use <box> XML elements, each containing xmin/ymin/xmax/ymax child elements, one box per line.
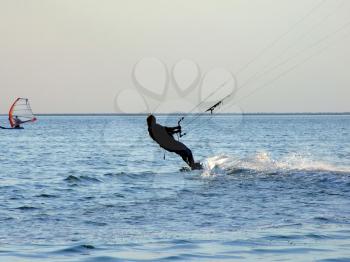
<box><xmin>0</xmin><ymin>114</ymin><xmax>349</xmax><ymax>261</ymax></box>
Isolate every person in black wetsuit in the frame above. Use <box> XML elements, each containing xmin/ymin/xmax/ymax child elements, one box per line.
<box><xmin>147</xmin><ymin>114</ymin><xmax>202</xmax><ymax>170</ymax></box>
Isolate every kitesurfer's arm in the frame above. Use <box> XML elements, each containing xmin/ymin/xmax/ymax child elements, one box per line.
<box><xmin>165</xmin><ymin>126</ymin><xmax>181</xmax><ymax>135</ymax></box>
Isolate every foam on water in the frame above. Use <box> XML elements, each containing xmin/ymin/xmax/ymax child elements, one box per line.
<box><xmin>201</xmin><ymin>152</ymin><xmax>350</xmax><ymax>176</ymax></box>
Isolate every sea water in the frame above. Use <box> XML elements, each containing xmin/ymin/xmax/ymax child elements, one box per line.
<box><xmin>0</xmin><ymin>114</ymin><xmax>349</xmax><ymax>261</ymax></box>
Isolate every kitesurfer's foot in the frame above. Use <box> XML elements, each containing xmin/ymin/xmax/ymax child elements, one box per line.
<box><xmin>191</xmin><ymin>162</ymin><xmax>203</xmax><ymax>170</ymax></box>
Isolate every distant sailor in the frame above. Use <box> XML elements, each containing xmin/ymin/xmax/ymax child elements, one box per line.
<box><xmin>0</xmin><ymin>98</ymin><xmax>37</xmax><ymax>129</ymax></box>
<box><xmin>1</xmin><ymin>116</ymin><xmax>25</xmax><ymax>129</ymax></box>
<box><xmin>12</xmin><ymin>115</ymin><xmax>31</xmax><ymax>129</ymax></box>
<box><xmin>147</xmin><ymin>114</ymin><xmax>202</xmax><ymax>170</ymax></box>
<box><xmin>13</xmin><ymin>116</ymin><xmax>22</xmax><ymax>128</ymax></box>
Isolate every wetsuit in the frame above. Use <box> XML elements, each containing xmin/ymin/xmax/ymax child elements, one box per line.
<box><xmin>148</xmin><ymin>122</ymin><xmax>196</xmax><ymax>168</ymax></box>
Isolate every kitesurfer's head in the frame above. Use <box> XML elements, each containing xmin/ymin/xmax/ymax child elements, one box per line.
<box><xmin>147</xmin><ymin>114</ymin><xmax>156</xmax><ymax>126</ymax></box>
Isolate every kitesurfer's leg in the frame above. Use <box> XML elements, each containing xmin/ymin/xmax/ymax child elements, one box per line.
<box><xmin>174</xmin><ymin>148</ymin><xmax>196</xmax><ymax>169</ymax></box>
<box><xmin>182</xmin><ymin>149</ymin><xmax>202</xmax><ymax>170</ymax></box>
<box><xmin>166</xmin><ymin>140</ymin><xmax>201</xmax><ymax>170</ymax></box>
<box><xmin>185</xmin><ymin>148</ymin><xmax>195</xmax><ymax>168</ymax></box>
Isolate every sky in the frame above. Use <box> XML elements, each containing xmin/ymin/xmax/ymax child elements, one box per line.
<box><xmin>0</xmin><ymin>0</ymin><xmax>349</xmax><ymax>114</ymax></box>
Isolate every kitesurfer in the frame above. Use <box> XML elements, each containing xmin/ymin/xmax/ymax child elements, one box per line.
<box><xmin>147</xmin><ymin>114</ymin><xmax>202</xmax><ymax>170</ymax></box>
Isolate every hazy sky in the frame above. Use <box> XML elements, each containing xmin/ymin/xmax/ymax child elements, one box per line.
<box><xmin>0</xmin><ymin>0</ymin><xmax>349</xmax><ymax>114</ymax></box>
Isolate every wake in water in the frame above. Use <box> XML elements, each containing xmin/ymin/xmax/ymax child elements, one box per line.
<box><xmin>201</xmin><ymin>152</ymin><xmax>350</xmax><ymax>177</ymax></box>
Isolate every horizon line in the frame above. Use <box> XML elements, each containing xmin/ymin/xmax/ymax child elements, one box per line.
<box><xmin>1</xmin><ymin>112</ymin><xmax>350</xmax><ymax>116</ymax></box>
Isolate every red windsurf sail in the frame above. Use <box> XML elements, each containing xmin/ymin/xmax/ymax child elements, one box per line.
<box><xmin>8</xmin><ymin>98</ymin><xmax>37</xmax><ymax>128</ymax></box>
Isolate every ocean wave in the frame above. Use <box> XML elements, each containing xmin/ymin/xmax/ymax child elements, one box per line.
<box><xmin>50</xmin><ymin>244</ymin><xmax>95</xmax><ymax>255</ymax></box>
<box><xmin>64</xmin><ymin>175</ymin><xmax>102</xmax><ymax>184</ymax></box>
<box><xmin>15</xmin><ymin>206</ymin><xmax>39</xmax><ymax>211</ymax></box>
